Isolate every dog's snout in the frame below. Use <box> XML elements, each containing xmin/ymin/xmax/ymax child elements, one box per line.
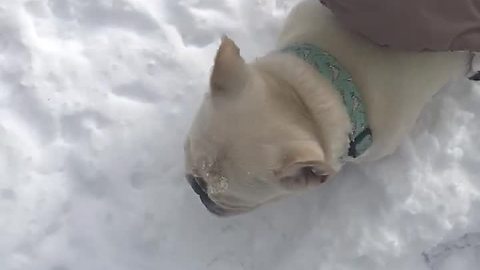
<box><xmin>186</xmin><ymin>174</ymin><xmax>228</xmax><ymax>216</ymax></box>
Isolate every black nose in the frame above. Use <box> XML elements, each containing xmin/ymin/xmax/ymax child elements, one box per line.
<box><xmin>198</xmin><ymin>193</ymin><xmax>228</xmax><ymax>216</ymax></box>
<box><xmin>186</xmin><ymin>174</ymin><xmax>206</xmax><ymax>195</ymax></box>
<box><xmin>186</xmin><ymin>174</ymin><xmax>228</xmax><ymax>216</ymax></box>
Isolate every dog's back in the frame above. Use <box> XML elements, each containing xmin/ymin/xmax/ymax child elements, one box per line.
<box><xmin>277</xmin><ymin>0</ymin><xmax>469</xmax><ymax>160</ymax></box>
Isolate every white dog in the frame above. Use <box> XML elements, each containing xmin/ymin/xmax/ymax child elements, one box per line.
<box><xmin>184</xmin><ymin>1</ymin><xmax>470</xmax><ymax>216</ymax></box>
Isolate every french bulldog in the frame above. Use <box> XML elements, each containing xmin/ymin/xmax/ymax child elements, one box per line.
<box><xmin>184</xmin><ymin>1</ymin><xmax>471</xmax><ymax>216</ymax></box>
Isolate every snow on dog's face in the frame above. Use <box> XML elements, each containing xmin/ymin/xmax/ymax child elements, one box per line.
<box><xmin>184</xmin><ymin>37</ymin><xmax>333</xmax><ymax>216</ymax></box>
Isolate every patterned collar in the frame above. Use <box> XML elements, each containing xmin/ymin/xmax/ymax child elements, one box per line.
<box><xmin>281</xmin><ymin>43</ymin><xmax>372</xmax><ymax>159</ymax></box>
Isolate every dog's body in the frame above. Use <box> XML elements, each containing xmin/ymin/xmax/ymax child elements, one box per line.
<box><xmin>185</xmin><ymin>1</ymin><xmax>470</xmax><ymax>216</ymax></box>
<box><xmin>275</xmin><ymin>1</ymin><xmax>469</xmax><ymax>163</ymax></box>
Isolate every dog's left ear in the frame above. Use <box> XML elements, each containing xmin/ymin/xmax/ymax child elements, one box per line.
<box><xmin>210</xmin><ymin>36</ymin><xmax>247</xmax><ymax>93</ymax></box>
<box><xmin>276</xmin><ymin>141</ymin><xmax>334</xmax><ymax>190</ymax></box>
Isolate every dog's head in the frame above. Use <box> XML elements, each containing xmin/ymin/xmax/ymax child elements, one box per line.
<box><xmin>184</xmin><ymin>37</ymin><xmax>335</xmax><ymax>216</ymax></box>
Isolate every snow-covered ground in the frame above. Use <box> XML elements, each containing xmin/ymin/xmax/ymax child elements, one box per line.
<box><xmin>1</xmin><ymin>0</ymin><xmax>480</xmax><ymax>269</ymax></box>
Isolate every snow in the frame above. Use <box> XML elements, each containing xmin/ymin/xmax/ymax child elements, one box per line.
<box><xmin>0</xmin><ymin>0</ymin><xmax>479</xmax><ymax>270</ymax></box>
<box><xmin>424</xmin><ymin>233</ymin><xmax>480</xmax><ymax>270</ymax></box>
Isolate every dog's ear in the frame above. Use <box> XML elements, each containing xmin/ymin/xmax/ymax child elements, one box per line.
<box><xmin>210</xmin><ymin>36</ymin><xmax>247</xmax><ymax>93</ymax></box>
<box><xmin>276</xmin><ymin>141</ymin><xmax>334</xmax><ymax>190</ymax></box>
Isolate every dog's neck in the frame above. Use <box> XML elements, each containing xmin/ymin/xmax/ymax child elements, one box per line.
<box><xmin>281</xmin><ymin>43</ymin><xmax>372</xmax><ymax>159</ymax></box>
<box><xmin>254</xmin><ymin>53</ymin><xmax>352</xmax><ymax>171</ymax></box>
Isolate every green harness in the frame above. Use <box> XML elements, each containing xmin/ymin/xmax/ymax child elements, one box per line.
<box><xmin>282</xmin><ymin>43</ymin><xmax>372</xmax><ymax>159</ymax></box>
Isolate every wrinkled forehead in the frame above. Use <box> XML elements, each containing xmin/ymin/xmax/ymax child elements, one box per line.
<box><xmin>185</xmin><ymin>87</ymin><xmax>278</xmax><ymax>171</ymax></box>
<box><xmin>188</xmin><ymin>99</ymin><xmax>260</xmax><ymax>148</ymax></box>
<box><xmin>189</xmin><ymin>96</ymin><xmax>236</xmax><ymax>138</ymax></box>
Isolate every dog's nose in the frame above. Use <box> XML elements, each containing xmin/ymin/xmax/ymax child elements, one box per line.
<box><xmin>186</xmin><ymin>174</ymin><xmax>228</xmax><ymax>216</ymax></box>
<box><xmin>186</xmin><ymin>174</ymin><xmax>206</xmax><ymax>195</ymax></box>
<box><xmin>199</xmin><ymin>193</ymin><xmax>228</xmax><ymax>216</ymax></box>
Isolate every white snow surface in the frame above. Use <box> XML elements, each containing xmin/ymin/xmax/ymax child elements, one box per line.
<box><xmin>1</xmin><ymin>0</ymin><xmax>480</xmax><ymax>269</ymax></box>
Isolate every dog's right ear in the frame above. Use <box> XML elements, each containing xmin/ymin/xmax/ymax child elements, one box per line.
<box><xmin>210</xmin><ymin>36</ymin><xmax>247</xmax><ymax>93</ymax></box>
<box><xmin>275</xmin><ymin>141</ymin><xmax>334</xmax><ymax>190</ymax></box>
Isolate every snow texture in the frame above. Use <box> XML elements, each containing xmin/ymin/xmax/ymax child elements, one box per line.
<box><xmin>0</xmin><ymin>0</ymin><xmax>480</xmax><ymax>270</ymax></box>
<box><xmin>424</xmin><ymin>233</ymin><xmax>480</xmax><ymax>270</ymax></box>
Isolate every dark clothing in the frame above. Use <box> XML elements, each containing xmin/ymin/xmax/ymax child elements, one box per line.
<box><xmin>321</xmin><ymin>0</ymin><xmax>480</xmax><ymax>51</ymax></box>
